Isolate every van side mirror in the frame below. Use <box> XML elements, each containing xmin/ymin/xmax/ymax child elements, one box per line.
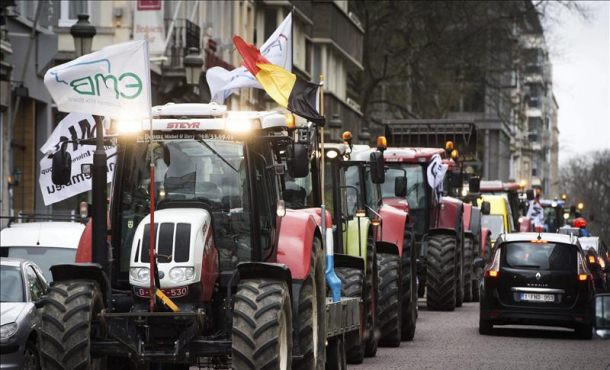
<box><xmin>468</xmin><ymin>176</ymin><xmax>480</xmax><ymax>193</ymax></box>
<box><xmin>287</xmin><ymin>144</ymin><xmax>309</xmax><ymax>178</ymax></box>
<box><xmin>481</xmin><ymin>201</ymin><xmax>491</xmax><ymax>215</ymax></box>
<box><xmin>52</xmin><ymin>145</ymin><xmax>72</xmax><ymax>185</ymax></box>
<box><xmin>594</xmin><ymin>293</ymin><xmax>610</xmax><ymax>339</ymax></box>
<box><xmin>394</xmin><ymin>176</ymin><xmax>407</xmax><ymax>197</ymax></box>
<box><xmin>369</xmin><ymin>151</ymin><xmax>385</xmax><ymax>184</ymax></box>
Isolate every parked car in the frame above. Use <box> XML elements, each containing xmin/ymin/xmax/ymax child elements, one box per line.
<box><xmin>579</xmin><ymin>237</ymin><xmax>609</xmax><ymax>292</ymax></box>
<box><xmin>477</xmin><ymin>232</ymin><xmax>595</xmax><ymax>339</ymax></box>
<box><xmin>0</xmin><ymin>257</ymin><xmax>48</xmax><ymax>369</ymax></box>
<box><xmin>0</xmin><ymin>221</ymin><xmax>85</xmax><ymax>281</ymax></box>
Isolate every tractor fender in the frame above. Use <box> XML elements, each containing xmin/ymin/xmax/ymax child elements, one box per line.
<box><xmin>50</xmin><ymin>263</ymin><xmax>111</xmax><ymax>306</ymax></box>
<box><xmin>376</xmin><ymin>240</ymin><xmax>400</xmax><ymax>255</ymax></box>
<box><xmin>382</xmin><ymin>197</ymin><xmax>410</xmax><ymax>214</ymax></box>
<box><xmin>236</xmin><ymin>262</ymin><xmax>293</xmax><ymax>298</ymax></box>
<box><xmin>462</xmin><ymin>203</ymin><xmax>473</xmax><ymax>232</ymax></box>
<box><xmin>334</xmin><ymin>253</ymin><xmax>365</xmax><ymax>271</ymax></box>
<box><xmin>480</xmin><ymin>228</ymin><xmax>491</xmax><ymax>258</ymax></box>
<box><xmin>436</xmin><ymin>196</ymin><xmax>463</xmax><ymax>231</ymax></box>
<box><xmin>298</xmin><ymin>207</ymin><xmax>333</xmax><ymax>228</ymax></box>
<box><xmin>379</xmin><ymin>203</ymin><xmax>407</xmax><ymax>257</ymax></box>
<box><xmin>276</xmin><ymin>209</ymin><xmax>321</xmax><ymax>280</ymax></box>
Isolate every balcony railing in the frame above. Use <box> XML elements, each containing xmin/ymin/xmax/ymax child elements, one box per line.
<box><xmin>165</xmin><ymin>18</ymin><xmax>201</xmax><ymax>69</ymax></box>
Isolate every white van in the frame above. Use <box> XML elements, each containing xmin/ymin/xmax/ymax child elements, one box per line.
<box><xmin>0</xmin><ymin>222</ymin><xmax>85</xmax><ymax>281</ymax></box>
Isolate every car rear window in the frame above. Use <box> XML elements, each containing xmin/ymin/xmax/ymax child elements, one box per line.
<box><xmin>502</xmin><ymin>242</ymin><xmax>576</xmax><ymax>271</ymax></box>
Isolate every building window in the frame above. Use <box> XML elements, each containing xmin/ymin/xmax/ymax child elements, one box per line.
<box><xmin>59</xmin><ymin>0</ymin><xmax>89</xmax><ymax>27</ymax></box>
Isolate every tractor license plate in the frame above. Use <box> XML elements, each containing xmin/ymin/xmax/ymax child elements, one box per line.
<box><xmin>135</xmin><ymin>286</ymin><xmax>189</xmax><ymax>298</ymax></box>
<box><xmin>520</xmin><ymin>293</ymin><xmax>554</xmax><ymax>302</ymax></box>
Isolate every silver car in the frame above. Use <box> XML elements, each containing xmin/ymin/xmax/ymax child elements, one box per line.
<box><xmin>0</xmin><ymin>257</ymin><xmax>48</xmax><ymax>369</ymax></box>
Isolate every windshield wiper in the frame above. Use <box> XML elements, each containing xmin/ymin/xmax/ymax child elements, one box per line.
<box><xmin>198</xmin><ymin>140</ymin><xmax>238</xmax><ymax>172</ymax></box>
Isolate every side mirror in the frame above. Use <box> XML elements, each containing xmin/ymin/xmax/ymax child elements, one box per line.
<box><xmin>481</xmin><ymin>201</ymin><xmax>491</xmax><ymax>215</ymax></box>
<box><xmin>526</xmin><ymin>189</ymin><xmax>535</xmax><ymax>201</ymax></box>
<box><xmin>468</xmin><ymin>176</ymin><xmax>480</xmax><ymax>193</ymax></box>
<box><xmin>287</xmin><ymin>144</ymin><xmax>309</xmax><ymax>178</ymax></box>
<box><xmin>594</xmin><ymin>293</ymin><xmax>610</xmax><ymax>339</ymax></box>
<box><xmin>369</xmin><ymin>151</ymin><xmax>385</xmax><ymax>184</ymax></box>
<box><xmin>51</xmin><ymin>145</ymin><xmax>72</xmax><ymax>185</ymax></box>
<box><xmin>394</xmin><ymin>176</ymin><xmax>407</xmax><ymax>197</ymax></box>
<box><xmin>473</xmin><ymin>257</ymin><xmax>486</xmax><ymax>269</ymax></box>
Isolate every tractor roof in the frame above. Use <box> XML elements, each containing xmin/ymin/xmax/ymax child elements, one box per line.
<box><xmin>480</xmin><ymin>181</ymin><xmax>521</xmax><ymax>192</ymax></box>
<box><xmin>116</xmin><ymin>103</ymin><xmax>288</xmax><ymax>134</ymax></box>
<box><xmin>383</xmin><ymin>147</ymin><xmax>445</xmax><ymax>163</ymax></box>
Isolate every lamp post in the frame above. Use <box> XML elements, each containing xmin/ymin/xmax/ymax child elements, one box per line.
<box><xmin>70</xmin><ymin>14</ymin><xmax>96</xmax><ymax>57</ymax></box>
<box><xmin>70</xmin><ymin>14</ymin><xmax>107</xmax><ymax>274</ymax></box>
<box><xmin>183</xmin><ymin>47</ymin><xmax>204</xmax><ymax>91</ymax></box>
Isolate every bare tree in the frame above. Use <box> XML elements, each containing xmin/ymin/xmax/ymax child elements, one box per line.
<box><xmin>560</xmin><ymin>150</ymin><xmax>610</xmax><ymax>243</ymax></box>
<box><xmin>349</xmin><ymin>1</ymin><xmax>588</xmax><ymax>132</ymax></box>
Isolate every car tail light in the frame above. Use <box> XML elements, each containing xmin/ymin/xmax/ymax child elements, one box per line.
<box><xmin>598</xmin><ymin>257</ymin><xmax>606</xmax><ymax>269</ymax></box>
<box><xmin>587</xmin><ymin>255</ymin><xmax>596</xmax><ymax>264</ymax></box>
<box><xmin>485</xmin><ymin>248</ymin><xmax>501</xmax><ymax>278</ymax></box>
<box><xmin>577</xmin><ymin>253</ymin><xmax>591</xmax><ymax>282</ymax></box>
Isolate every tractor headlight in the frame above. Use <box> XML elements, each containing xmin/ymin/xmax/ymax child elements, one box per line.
<box><xmin>169</xmin><ymin>267</ymin><xmax>195</xmax><ymax>282</ymax></box>
<box><xmin>0</xmin><ymin>322</ymin><xmax>18</xmax><ymax>339</ymax></box>
<box><xmin>130</xmin><ymin>267</ymin><xmax>150</xmax><ymax>282</ymax></box>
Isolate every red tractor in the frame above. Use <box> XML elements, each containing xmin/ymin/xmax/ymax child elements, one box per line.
<box><xmin>41</xmin><ymin>104</ymin><xmax>359</xmax><ymax>369</ymax></box>
<box><xmin>381</xmin><ymin>147</ymin><xmax>466</xmax><ymax>311</ymax></box>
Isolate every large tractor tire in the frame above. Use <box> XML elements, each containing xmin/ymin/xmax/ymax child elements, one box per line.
<box><xmin>376</xmin><ymin>252</ymin><xmax>402</xmax><ymax>347</ymax></box>
<box><xmin>232</xmin><ymin>278</ymin><xmax>293</xmax><ymax>370</ymax></box>
<box><xmin>39</xmin><ymin>280</ymin><xmax>104</xmax><ymax>370</ymax></box>
<box><xmin>364</xmin><ymin>235</ymin><xmax>379</xmax><ymax>357</ymax></box>
<box><xmin>335</xmin><ymin>267</ymin><xmax>365</xmax><ymax>363</ymax></box>
<box><xmin>463</xmin><ymin>237</ymin><xmax>474</xmax><ymax>302</ymax></box>
<box><xmin>455</xmin><ymin>237</ymin><xmax>464</xmax><ymax>308</ymax></box>
<box><xmin>401</xmin><ymin>232</ymin><xmax>417</xmax><ymax>341</ymax></box>
<box><xmin>295</xmin><ymin>239</ymin><xmax>327</xmax><ymax>370</ymax></box>
<box><xmin>426</xmin><ymin>234</ymin><xmax>457</xmax><ymax>311</ymax></box>
<box><xmin>325</xmin><ymin>334</ymin><xmax>347</xmax><ymax>370</ymax></box>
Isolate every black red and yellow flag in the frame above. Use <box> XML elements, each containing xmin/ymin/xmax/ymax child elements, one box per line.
<box><xmin>233</xmin><ymin>36</ymin><xmax>325</xmax><ymax>125</ymax></box>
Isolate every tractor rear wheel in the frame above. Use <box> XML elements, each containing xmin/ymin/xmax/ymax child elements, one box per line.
<box><xmin>363</xmin><ymin>235</ymin><xmax>378</xmax><ymax>357</ymax></box>
<box><xmin>401</xmin><ymin>231</ymin><xmax>417</xmax><ymax>341</ymax></box>
<box><xmin>295</xmin><ymin>239</ymin><xmax>326</xmax><ymax>370</ymax></box>
<box><xmin>463</xmin><ymin>237</ymin><xmax>474</xmax><ymax>302</ymax></box>
<box><xmin>232</xmin><ymin>279</ymin><xmax>292</xmax><ymax>370</ymax></box>
<box><xmin>325</xmin><ymin>334</ymin><xmax>347</xmax><ymax>370</ymax></box>
<box><xmin>39</xmin><ymin>280</ymin><xmax>104</xmax><ymax>370</ymax></box>
<box><xmin>335</xmin><ymin>267</ymin><xmax>364</xmax><ymax>363</ymax></box>
<box><xmin>426</xmin><ymin>234</ymin><xmax>457</xmax><ymax>311</ymax></box>
<box><xmin>376</xmin><ymin>252</ymin><xmax>402</xmax><ymax>347</ymax></box>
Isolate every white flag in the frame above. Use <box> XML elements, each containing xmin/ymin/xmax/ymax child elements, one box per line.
<box><xmin>44</xmin><ymin>40</ymin><xmax>152</xmax><ymax>119</ymax></box>
<box><xmin>426</xmin><ymin>154</ymin><xmax>448</xmax><ymax>200</ymax></box>
<box><xmin>39</xmin><ymin>113</ymin><xmax>116</xmax><ymax>206</ymax></box>
<box><xmin>207</xmin><ymin>12</ymin><xmax>292</xmax><ymax>103</ymax></box>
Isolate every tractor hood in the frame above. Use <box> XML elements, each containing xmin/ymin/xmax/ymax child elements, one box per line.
<box><xmin>129</xmin><ymin>208</ymin><xmax>212</xmax><ymax>289</ymax></box>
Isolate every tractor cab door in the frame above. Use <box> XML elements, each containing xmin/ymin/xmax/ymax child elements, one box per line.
<box><xmin>247</xmin><ymin>141</ymin><xmax>282</xmax><ymax>262</ymax></box>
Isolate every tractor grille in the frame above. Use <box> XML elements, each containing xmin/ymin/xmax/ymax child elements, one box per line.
<box><xmin>139</xmin><ymin>223</ymin><xmax>192</xmax><ymax>263</ymax></box>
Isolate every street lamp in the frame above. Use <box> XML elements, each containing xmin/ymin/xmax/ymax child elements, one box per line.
<box><xmin>70</xmin><ymin>14</ymin><xmax>96</xmax><ymax>57</ymax></box>
<box><xmin>183</xmin><ymin>47</ymin><xmax>204</xmax><ymax>85</ymax></box>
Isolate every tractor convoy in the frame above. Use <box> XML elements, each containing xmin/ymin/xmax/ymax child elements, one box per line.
<box><xmin>38</xmin><ymin>103</ymin><xmax>501</xmax><ymax>369</ymax></box>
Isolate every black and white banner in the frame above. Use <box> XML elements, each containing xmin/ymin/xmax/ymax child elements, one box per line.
<box><xmin>426</xmin><ymin>154</ymin><xmax>448</xmax><ymax>200</ymax></box>
<box><xmin>39</xmin><ymin>113</ymin><xmax>116</xmax><ymax>206</ymax></box>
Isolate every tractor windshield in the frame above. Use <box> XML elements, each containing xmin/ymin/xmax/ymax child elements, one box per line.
<box><xmin>381</xmin><ymin>164</ymin><xmax>426</xmax><ymax>210</ymax></box>
<box><xmin>115</xmin><ymin>136</ymin><xmax>270</xmax><ymax>274</ymax></box>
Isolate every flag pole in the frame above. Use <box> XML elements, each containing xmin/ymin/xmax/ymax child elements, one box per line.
<box><xmin>145</xmin><ymin>39</ymin><xmax>156</xmax><ymax>312</ymax></box>
<box><xmin>319</xmin><ymin>74</ymin><xmax>327</xmax><ymax>271</ymax></box>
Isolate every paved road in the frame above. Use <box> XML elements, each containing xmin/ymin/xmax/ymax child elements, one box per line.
<box><xmin>352</xmin><ymin>299</ymin><xmax>610</xmax><ymax>370</ymax></box>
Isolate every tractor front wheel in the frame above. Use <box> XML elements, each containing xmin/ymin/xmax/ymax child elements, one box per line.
<box><xmin>463</xmin><ymin>237</ymin><xmax>474</xmax><ymax>302</ymax></box>
<box><xmin>426</xmin><ymin>234</ymin><xmax>457</xmax><ymax>311</ymax></box>
<box><xmin>39</xmin><ymin>280</ymin><xmax>105</xmax><ymax>370</ymax></box>
<box><xmin>364</xmin><ymin>236</ymin><xmax>379</xmax><ymax>357</ymax></box>
<box><xmin>376</xmin><ymin>252</ymin><xmax>402</xmax><ymax>347</ymax></box>
<box><xmin>232</xmin><ymin>278</ymin><xmax>293</xmax><ymax>370</ymax></box>
<box><xmin>335</xmin><ymin>267</ymin><xmax>364</xmax><ymax>363</ymax></box>
<box><xmin>401</xmin><ymin>231</ymin><xmax>417</xmax><ymax>341</ymax></box>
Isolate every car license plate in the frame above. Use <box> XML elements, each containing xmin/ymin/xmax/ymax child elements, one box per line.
<box><xmin>520</xmin><ymin>293</ymin><xmax>554</xmax><ymax>302</ymax></box>
<box><xmin>134</xmin><ymin>286</ymin><xmax>189</xmax><ymax>298</ymax></box>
